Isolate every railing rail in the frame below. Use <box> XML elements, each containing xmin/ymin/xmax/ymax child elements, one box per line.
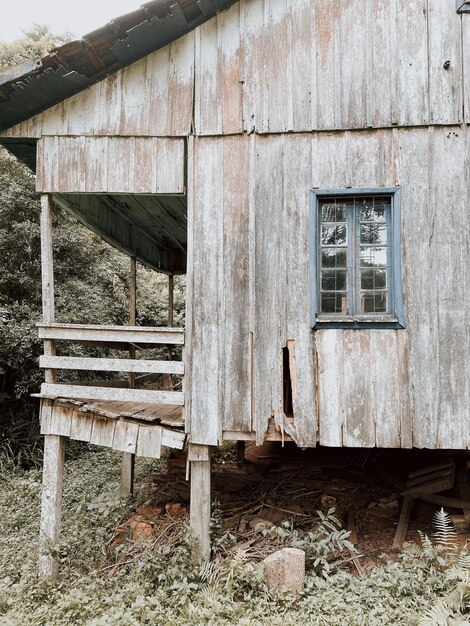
<box><xmin>37</xmin><ymin>323</ymin><xmax>184</xmax><ymax>406</ymax></box>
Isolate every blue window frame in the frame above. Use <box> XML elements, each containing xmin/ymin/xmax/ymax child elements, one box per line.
<box><xmin>309</xmin><ymin>188</ymin><xmax>404</xmax><ymax>329</ymax></box>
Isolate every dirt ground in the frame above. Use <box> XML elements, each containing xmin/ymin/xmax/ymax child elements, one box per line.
<box><xmin>117</xmin><ymin>443</ymin><xmax>470</xmax><ymax>571</ymax></box>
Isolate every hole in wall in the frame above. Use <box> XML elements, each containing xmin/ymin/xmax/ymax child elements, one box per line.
<box><xmin>282</xmin><ymin>346</ymin><xmax>293</xmax><ymax>417</ymax></box>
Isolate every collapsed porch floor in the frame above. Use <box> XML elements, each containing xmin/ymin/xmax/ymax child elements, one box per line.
<box><xmin>118</xmin><ymin>444</ymin><xmax>470</xmax><ymax>571</ymax></box>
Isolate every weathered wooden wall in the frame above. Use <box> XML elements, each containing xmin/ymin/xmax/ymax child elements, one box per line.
<box><xmin>2</xmin><ymin>0</ymin><xmax>469</xmax><ymax>449</ymax></box>
<box><xmin>188</xmin><ymin>127</ymin><xmax>470</xmax><ymax>449</ymax></box>
<box><xmin>1</xmin><ymin>0</ymin><xmax>467</xmax><ymax>139</ymax></box>
<box><xmin>36</xmin><ymin>136</ymin><xmax>185</xmax><ymax>194</ymax></box>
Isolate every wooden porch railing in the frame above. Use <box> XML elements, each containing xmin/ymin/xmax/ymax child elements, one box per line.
<box><xmin>37</xmin><ymin>323</ymin><xmax>184</xmax><ymax>406</ymax></box>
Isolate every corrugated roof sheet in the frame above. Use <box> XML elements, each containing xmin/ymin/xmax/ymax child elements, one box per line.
<box><xmin>0</xmin><ymin>0</ymin><xmax>236</xmax><ymax>132</ymax></box>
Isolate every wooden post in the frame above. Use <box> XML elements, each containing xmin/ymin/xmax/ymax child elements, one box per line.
<box><xmin>121</xmin><ymin>256</ymin><xmax>136</xmax><ymax>497</ymax></box>
<box><xmin>39</xmin><ymin>194</ymin><xmax>65</xmax><ymax>580</ymax></box>
<box><xmin>39</xmin><ymin>433</ymin><xmax>65</xmax><ymax>579</ymax></box>
<box><xmin>189</xmin><ymin>444</ymin><xmax>211</xmax><ymax>562</ymax></box>
<box><xmin>164</xmin><ymin>275</ymin><xmax>174</xmax><ymax>391</ymax></box>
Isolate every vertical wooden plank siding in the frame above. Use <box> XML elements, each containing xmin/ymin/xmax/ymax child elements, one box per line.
<box><xmin>221</xmin><ymin>136</ymin><xmax>251</xmax><ymax>432</ymax></box>
<box><xmin>284</xmin><ymin>134</ymin><xmax>318</xmax><ymax>446</ymax></box>
<box><xmin>2</xmin><ymin>0</ymin><xmax>467</xmax><ymax>139</ymax></box>
<box><xmin>396</xmin><ymin>128</ymin><xmax>436</xmax><ymax>448</ymax></box>
<box><xmin>190</xmin><ymin>138</ymin><xmax>223</xmax><ymax>445</ymax></box>
<box><xmin>432</xmin><ymin>129</ymin><xmax>469</xmax><ymax>448</ymax></box>
<box><xmin>36</xmin><ymin>137</ymin><xmax>185</xmax><ymax>194</ymax></box>
<box><xmin>427</xmin><ymin>0</ymin><xmax>463</xmax><ymax>124</ymax></box>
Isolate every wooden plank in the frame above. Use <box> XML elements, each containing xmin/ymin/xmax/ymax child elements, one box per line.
<box><xmin>371</xmin><ymin>332</ymin><xmax>401</xmax><ymax>448</ymax></box>
<box><xmin>195</xmin><ymin>18</ymin><xmax>222</xmax><ymax>135</ymax></box>
<box><xmin>113</xmin><ymin>421</ymin><xmax>139</xmax><ymax>454</ymax></box>
<box><xmin>36</xmin><ymin>136</ymin><xmax>185</xmax><ymax>194</ymax></box>
<box><xmin>37</xmin><ymin>323</ymin><xmax>184</xmax><ymax>345</ymax></box>
<box><xmin>432</xmin><ymin>129</ymin><xmax>468</xmax><ymax>449</ymax></box>
<box><xmin>395</xmin><ymin>0</ymin><xmax>429</xmax><ymax>126</ymax></box>
<box><xmin>166</xmin><ymin>31</ymin><xmax>195</xmax><ymax>136</ymax></box>
<box><xmin>40</xmin><ymin>383</ymin><xmax>184</xmax><ymax>406</ymax></box>
<box><xmin>339</xmin><ymin>0</ymin><xmax>368</xmax><ymax>129</ymax></box>
<box><xmin>396</xmin><ymin>127</ymin><xmax>436</xmax><ymax>448</ymax></box>
<box><xmin>48</xmin><ymin>405</ymin><xmax>73</xmax><ymax>437</ymax></box>
<box><xmin>190</xmin><ymin>138</ymin><xmax>223</xmax><ymax>445</ymax></box>
<box><xmin>316</xmin><ymin>330</ymin><xmax>344</xmax><ymax>447</ymax></box>
<box><xmin>136</xmin><ymin>425</ymin><xmax>162</xmax><ymax>458</ymax></box>
<box><xmin>40</xmin><ymin>400</ymin><xmax>53</xmax><ymax>435</ymax></box>
<box><xmin>219</xmin><ymin>3</ymin><xmax>243</xmax><ymax>134</ymax></box>
<box><xmin>89</xmin><ymin>417</ymin><xmax>116</xmax><ymax>447</ymax></box>
<box><xmin>161</xmin><ymin>428</ymin><xmax>186</xmax><ymax>449</ymax></box>
<box><xmin>69</xmin><ymin>410</ymin><xmax>93</xmax><ymax>442</ymax></box>
<box><xmin>392</xmin><ymin>497</ymin><xmax>413</xmax><ymax>550</ymax></box>
<box><xmin>370</xmin><ymin>0</ymin><xmax>394</xmax><ymax>127</ymax></box>
<box><xmin>39</xmin><ymin>434</ymin><xmax>65</xmax><ymax>580</ymax></box>
<box><xmin>342</xmin><ymin>330</ymin><xmax>375</xmax><ymax>447</ymax></box>
<box><xmin>315</xmin><ymin>0</ymin><xmax>341</xmax><ymax>129</ymax></box>
<box><xmin>242</xmin><ymin>0</ymin><xmax>266</xmax><ymax>133</ymax></box>
<box><xmin>427</xmin><ymin>0</ymin><xmax>462</xmax><ymax>125</ymax></box>
<box><xmin>265</xmin><ymin>0</ymin><xmax>289</xmax><ymax>133</ymax></box>
<box><xmin>285</xmin><ymin>133</ymin><xmax>318</xmax><ymax>447</ymax></box>
<box><xmin>287</xmin><ymin>0</ymin><xmax>314</xmax><ymax>131</ymax></box>
<box><xmin>39</xmin><ymin>355</ymin><xmax>184</xmax><ymax>375</ymax></box>
<box><xmin>253</xmin><ymin>135</ymin><xmax>285</xmax><ymax>444</ymax></box>
<box><xmin>221</xmin><ymin>136</ymin><xmax>251</xmax><ymax>433</ymax></box>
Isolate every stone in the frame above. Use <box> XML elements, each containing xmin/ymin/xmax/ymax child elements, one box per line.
<box><xmin>320</xmin><ymin>494</ymin><xmax>337</xmax><ymax>509</ymax></box>
<box><xmin>263</xmin><ymin>548</ymin><xmax>305</xmax><ymax>594</ymax></box>
<box><xmin>249</xmin><ymin>517</ymin><xmax>274</xmax><ymax>532</ymax></box>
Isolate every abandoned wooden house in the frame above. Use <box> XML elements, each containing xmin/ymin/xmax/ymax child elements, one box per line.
<box><xmin>1</xmin><ymin>0</ymin><xmax>470</xmax><ymax>578</ymax></box>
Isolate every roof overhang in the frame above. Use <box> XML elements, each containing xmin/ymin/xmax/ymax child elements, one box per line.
<box><xmin>0</xmin><ymin>0</ymin><xmax>236</xmax><ymax>132</ymax></box>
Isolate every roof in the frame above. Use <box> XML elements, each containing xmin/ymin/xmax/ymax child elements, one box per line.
<box><xmin>0</xmin><ymin>0</ymin><xmax>235</xmax><ymax>132</ymax></box>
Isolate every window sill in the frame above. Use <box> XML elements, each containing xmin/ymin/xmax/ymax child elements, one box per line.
<box><xmin>314</xmin><ymin>315</ymin><xmax>404</xmax><ymax>330</ymax></box>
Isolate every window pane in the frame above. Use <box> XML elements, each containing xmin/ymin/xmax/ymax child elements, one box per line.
<box><xmin>321</xmin><ymin>202</ymin><xmax>347</xmax><ymax>222</ymax></box>
<box><xmin>321</xmin><ymin>224</ymin><xmax>347</xmax><ymax>246</ymax></box>
<box><xmin>375</xmin><ymin>269</ymin><xmax>387</xmax><ymax>289</ymax></box>
<box><xmin>360</xmin><ymin>246</ymin><xmax>387</xmax><ymax>268</ymax></box>
<box><xmin>361</xmin><ymin>292</ymin><xmax>387</xmax><ymax>314</ymax></box>
<box><xmin>359</xmin><ymin>197</ymin><xmax>388</xmax><ymax>222</ymax></box>
<box><xmin>321</xmin><ymin>292</ymin><xmax>347</xmax><ymax>314</ymax></box>
<box><xmin>360</xmin><ymin>269</ymin><xmax>374</xmax><ymax>290</ymax></box>
<box><xmin>360</xmin><ymin>224</ymin><xmax>387</xmax><ymax>245</ymax></box>
<box><xmin>321</xmin><ymin>269</ymin><xmax>347</xmax><ymax>291</ymax></box>
<box><xmin>360</xmin><ymin>269</ymin><xmax>387</xmax><ymax>290</ymax></box>
<box><xmin>321</xmin><ymin>248</ymin><xmax>347</xmax><ymax>268</ymax></box>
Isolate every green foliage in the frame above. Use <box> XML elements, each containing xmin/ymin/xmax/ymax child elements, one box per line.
<box><xmin>0</xmin><ymin>449</ymin><xmax>464</xmax><ymax>626</ymax></box>
<box><xmin>264</xmin><ymin>508</ymin><xmax>355</xmax><ymax>577</ymax></box>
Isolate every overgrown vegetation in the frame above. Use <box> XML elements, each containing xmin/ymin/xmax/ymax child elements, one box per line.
<box><xmin>0</xmin><ymin>447</ymin><xmax>467</xmax><ymax>626</ymax></box>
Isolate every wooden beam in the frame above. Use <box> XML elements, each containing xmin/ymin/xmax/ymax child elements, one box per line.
<box><xmin>39</xmin><ymin>433</ymin><xmax>65</xmax><ymax>580</ymax></box>
<box><xmin>40</xmin><ymin>383</ymin><xmax>184</xmax><ymax>405</ymax></box>
<box><xmin>190</xmin><ymin>445</ymin><xmax>211</xmax><ymax>563</ymax></box>
<box><xmin>37</xmin><ymin>323</ymin><xmax>184</xmax><ymax>345</ymax></box>
<box><xmin>39</xmin><ymin>355</ymin><xmax>184</xmax><ymax>375</ymax></box>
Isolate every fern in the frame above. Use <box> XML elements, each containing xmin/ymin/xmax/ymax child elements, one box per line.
<box><xmin>432</xmin><ymin>508</ymin><xmax>458</xmax><ymax>555</ymax></box>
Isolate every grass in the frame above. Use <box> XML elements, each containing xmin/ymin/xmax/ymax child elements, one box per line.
<box><xmin>0</xmin><ymin>446</ymin><xmax>463</xmax><ymax>625</ymax></box>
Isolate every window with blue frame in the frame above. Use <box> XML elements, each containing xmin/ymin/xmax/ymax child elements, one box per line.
<box><xmin>309</xmin><ymin>188</ymin><xmax>404</xmax><ymax>328</ymax></box>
